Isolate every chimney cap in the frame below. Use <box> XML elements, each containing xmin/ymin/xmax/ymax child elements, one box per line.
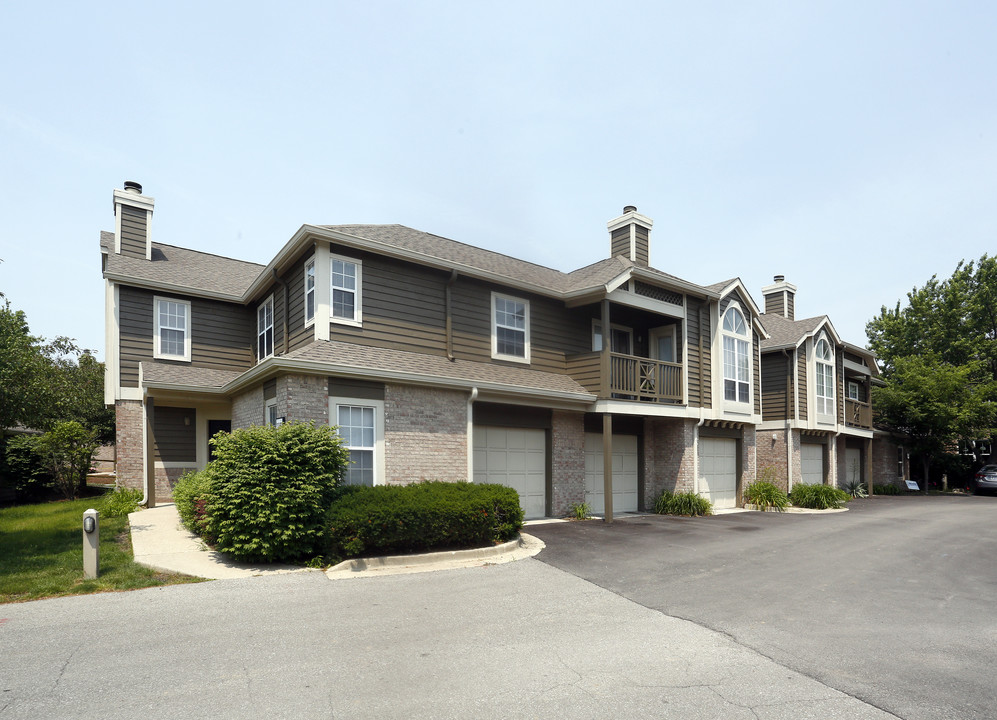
<box><xmin>123</xmin><ymin>180</ymin><xmax>143</xmax><ymax>194</ymax></box>
<box><xmin>623</xmin><ymin>205</ymin><xmax>637</xmax><ymax>213</ymax></box>
<box><xmin>773</xmin><ymin>274</ymin><xmax>785</xmax><ymax>283</ymax></box>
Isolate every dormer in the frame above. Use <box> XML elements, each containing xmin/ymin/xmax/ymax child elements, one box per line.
<box><xmin>113</xmin><ymin>181</ymin><xmax>155</xmax><ymax>260</ymax></box>
<box><xmin>761</xmin><ymin>275</ymin><xmax>796</xmax><ymax>320</ymax></box>
<box><xmin>607</xmin><ymin>205</ymin><xmax>652</xmax><ymax>266</ymax></box>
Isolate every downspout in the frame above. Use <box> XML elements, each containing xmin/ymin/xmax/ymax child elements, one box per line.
<box><xmin>137</xmin><ymin>388</ymin><xmax>150</xmax><ymax>507</ymax></box>
<box><xmin>446</xmin><ymin>269</ymin><xmax>458</xmax><ymax>361</ymax></box>
<box><xmin>695</xmin><ymin>410</ymin><xmax>706</xmax><ymax>495</ymax></box>
<box><xmin>272</xmin><ymin>269</ymin><xmax>289</xmax><ymax>356</ymax></box>
<box><xmin>466</xmin><ymin>386</ymin><xmax>478</xmax><ymax>481</ymax></box>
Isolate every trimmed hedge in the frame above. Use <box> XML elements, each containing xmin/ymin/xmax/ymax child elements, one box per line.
<box><xmin>204</xmin><ymin>422</ymin><xmax>350</xmax><ymax>562</ymax></box>
<box><xmin>325</xmin><ymin>481</ymin><xmax>524</xmax><ymax>559</ymax></box>
<box><xmin>744</xmin><ymin>481</ymin><xmax>789</xmax><ymax>511</ymax></box>
<box><xmin>789</xmin><ymin>483</ymin><xmax>850</xmax><ymax>510</ymax></box>
<box><xmin>173</xmin><ymin>468</ymin><xmax>215</xmax><ymax>541</ymax></box>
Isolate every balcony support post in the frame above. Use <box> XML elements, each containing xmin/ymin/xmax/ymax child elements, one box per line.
<box><xmin>603</xmin><ymin>413</ymin><xmax>614</xmax><ymax>523</ymax></box>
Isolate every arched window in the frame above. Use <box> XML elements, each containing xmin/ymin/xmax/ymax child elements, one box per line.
<box><xmin>815</xmin><ymin>336</ymin><xmax>835</xmax><ymax>417</ymax></box>
<box><xmin>722</xmin><ymin>306</ymin><xmax>750</xmax><ymax>404</ymax></box>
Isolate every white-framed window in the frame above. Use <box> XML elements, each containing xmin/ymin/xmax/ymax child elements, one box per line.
<box><xmin>491</xmin><ymin>292</ymin><xmax>530</xmax><ymax>363</ymax></box>
<box><xmin>304</xmin><ymin>258</ymin><xmax>315</xmax><ymax>326</ymax></box>
<box><xmin>265</xmin><ymin>397</ymin><xmax>278</xmax><ymax>427</ymax></box>
<box><xmin>815</xmin><ymin>336</ymin><xmax>835</xmax><ymax>417</ymax></box>
<box><xmin>154</xmin><ymin>296</ymin><xmax>191</xmax><ymax>362</ymax></box>
<box><xmin>257</xmin><ymin>295</ymin><xmax>274</xmax><ymax>361</ymax></box>
<box><xmin>331</xmin><ymin>254</ymin><xmax>362</xmax><ymax>325</ymax></box>
<box><xmin>847</xmin><ymin>380</ymin><xmax>860</xmax><ymax>401</ymax></box>
<box><xmin>333</xmin><ymin>399</ymin><xmax>384</xmax><ymax>486</ymax></box>
<box><xmin>722</xmin><ymin>305</ymin><xmax>750</xmax><ymax>404</ymax></box>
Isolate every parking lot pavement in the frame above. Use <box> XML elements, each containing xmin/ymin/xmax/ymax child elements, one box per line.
<box><xmin>0</xmin><ymin>555</ymin><xmax>894</xmax><ymax>719</ymax></box>
<box><xmin>527</xmin><ymin>495</ymin><xmax>997</xmax><ymax>720</ymax></box>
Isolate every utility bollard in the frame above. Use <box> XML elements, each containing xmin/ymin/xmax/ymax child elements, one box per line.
<box><xmin>83</xmin><ymin>509</ymin><xmax>99</xmax><ymax>579</ymax></box>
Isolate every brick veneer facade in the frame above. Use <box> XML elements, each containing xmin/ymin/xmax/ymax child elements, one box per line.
<box><xmin>283</xmin><ymin>374</ymin><xmax>329</xmax><ymax>425</ymax></box>
<box><xmin>115</xmin><ymin>400</ymin><xmax>144</xmax><ymax>491</ymax></box>
<box><xmin>756</xmin><ymin>427</ymin><xmax>790</xmax><ymax>491</ymax></box>
<box><xmin>551</xmin><ymin>410</ymin><xmax>585</xmax><ymax>516</ymax></box>
<box><xmin>232</xmin><ymin>387</ymin><xmax>264</xmax><ymax>430</ymax></box>
<box><xmin>872</xmin><ymin>435</ymin><xmax>906</xmax><ymax>488</ymax></box>
<box><xmin>383</xmin><ymin>384</ymin><xmax>467</xmax><ymax>484</ymax></box>
<box><xmin>644</xmin><ymin>417</ymin><xmax>696</xmax><ymax>503</ymax></box>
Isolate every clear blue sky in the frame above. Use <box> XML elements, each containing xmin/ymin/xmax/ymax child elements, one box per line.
<box><xmin>2</xmin><ymin>1</ymin><xmax>995</xmax><ymax>360</ymax></box>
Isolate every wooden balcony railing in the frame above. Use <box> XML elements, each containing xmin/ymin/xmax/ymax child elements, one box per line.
<box><xmin>565</xmin><ymin>351</ymin><xmax>683</xmax><ymax>403</ymax></box>
<box><xmin>845</xmin><ymin>398</ymin><xmax>872</xmax><ymax>429</ymax></box>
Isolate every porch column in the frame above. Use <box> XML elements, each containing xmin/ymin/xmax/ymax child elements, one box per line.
<box><xmin>603</xmin><ymin>413</ymin><xmax>614</xmax><ymax>523</ymax></box>
<box><xmin>145</xmin><ymin>395</ymin><xmax>156</xmax><ymax>509</ymax></box>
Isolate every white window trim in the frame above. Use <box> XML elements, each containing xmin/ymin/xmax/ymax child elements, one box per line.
<box><xmin>257</xmin><ymin>294</ymin><xmax>274</xmax><ymax>362</ymax></box>
<box><xmin>813</xmin><ymin>333</ymin><xmax>836</xmax><ymax>422</ymax></box>
<box><xmin>331</xmin><ymin>397</ymin><xmax>385</xmax><ymax>486</ymax></box>
<box><xmin>721</xmin><ymin>301</ymin><xmax>751</xmax><ymax>410</ymax></box>
<box><xmin>847</xmin><ymin>380</ymin><xmax>860</xmax><ymax>401</ymax></box>
<box><xmin>330</xmin><ymin>253</ymin><xmax>362</xmax><ymax>327</ymax></box>
<box><xmin>153</xmin><ymin>296</ymin><xmax>192</xmax><ymax>362</ymax></box>
<box><xmin>304</xmin><ymin>258</ymin><xmax>316</xmax><ymax>328</ymax></box>
<box><xmin>591</xmin><ymin>320</ymin><xmax>634</xmax><ymax>354</ymax></box>
<box><xmin>265</xmin><ymin>397</ymin><xmax>278</xmax><ymax>427</ymax></box>
<box><xmin>491</xmin><ymin>292</ymin><xmax>531</xmax><ymax>364</ymax></box>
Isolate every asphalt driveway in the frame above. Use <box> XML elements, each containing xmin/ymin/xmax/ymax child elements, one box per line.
<box><xmin>528</xmin><ymin>495</ymin><xmax>997</xmax><ymax>720</ymax></box>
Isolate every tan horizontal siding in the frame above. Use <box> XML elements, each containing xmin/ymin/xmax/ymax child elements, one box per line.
<box><xmin>761</xmin><ymin>353</ymin><xmax>788</xmax><ymax>420</ymax></box>
<box><xmin>153</xmin><ymin>406</ymin><xmax>196</xmax><ymax>463</ymax></box>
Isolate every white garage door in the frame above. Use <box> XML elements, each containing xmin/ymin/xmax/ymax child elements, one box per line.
<box><xmin>801</xmin><ymin>443</ymin><xmax>825</xmax><ymax>486</ymax></box>
<box><xmin>473</xmin><ymin>427</ymin><xmax>547</xmax><ymax>519</ymax></box>
<box><xmin>584</xmin><ymin>434</ymin><xmax>638</xmax><ymax>515</ymax></box>
<box><xmin>699</xmin><ymin>437</ymin><xmax>737</xmax><ymax>509</ymax></box>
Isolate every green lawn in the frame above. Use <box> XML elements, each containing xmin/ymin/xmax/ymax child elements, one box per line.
<box><xmin>1</xmin><ymin>496</ymin><xmax>204</xmax><ymax>603</ymax></box>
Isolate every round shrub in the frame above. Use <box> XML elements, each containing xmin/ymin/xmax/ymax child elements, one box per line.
<box><xmin>173</xmin><ymin>468</ymin><xmax>215</xmax><ymax>540</ymax></box>
<box><xmin>205</xmin><ymin>422</ymin><xmax>350</xmax><ymax>562</ymax></box>
<box><xmin>789</xmin><ymin>483</ymin><xmax>850</xmax><ymax>510</ymax></box>
<box><xmin>745</xmin><ymin>481</ymin><xmax>789</xmax><ymax>511</ymax></box>
<box><xmin>98</xmin><ymin>486</ymin><xmax>144</xmax><ymax>518</ymax></box>
<box><xmin>326</xmin><ymin>481</ymin><xmax>524</xmax><ymax>559</ymax></box>
<box><xmin>654</xmin><ymin>489</ymin><xmax>713</xmax><ymax>516</ymax></box>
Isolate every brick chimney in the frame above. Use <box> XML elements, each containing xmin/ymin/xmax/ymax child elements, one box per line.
<box><xmin>607</xmin><ymin>205</ymin><xmax>652</xmax><ymax>266</ymax></box>
<box><xmin>112</xmin><ymin>181</ymin><xmax>155</xmax><ymax>260</ymax></box>
<box><xmin>761</xmin><ymin>275</ymin><xmax>797</xmax><ymax>320</ymax></box>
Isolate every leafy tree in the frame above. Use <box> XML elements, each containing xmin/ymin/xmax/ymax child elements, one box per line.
<box><xmin>872</xmin><ymin>357</ymin><xmax>995</xmax><ymax>487</ymax></box>
<box><xmin>0</xmin><ymin>298</ymin><xmax>49</xmax><ymax>432</ymax></box>
<box><xmin>35</xmin><ymin>421</ymin><xmax>99</xmax><ymax>500</ymax></box>
<box><xmin>867</xmin><ymin>254</ymin><xmax>997</xmax><ymax>484</ymax></box>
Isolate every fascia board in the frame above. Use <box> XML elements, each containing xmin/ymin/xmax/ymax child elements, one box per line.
<box><xmin>217</xmin><ymin>356</ymin><xmax>596</xmax><ymax>406</ymax></box>
<box><xmin>102</xmin><ymin>272</ymin><xmax>243</xmax><ymax>303</ymax></box>
<box><xmin>307</xmin><ymin>225</ymin><xmax>567</xmax><ymax>300</ymax></box>
<box><xmin>630</xmin><ymin>267</ymin><xmax>718</xmax><ymax>299</ymax></box>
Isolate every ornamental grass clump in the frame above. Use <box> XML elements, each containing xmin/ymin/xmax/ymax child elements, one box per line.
<box><xmin>744</xmin><ymin>481</ymin><xmax>789</xmax><ymax>511</ymax></box>
<box><xmin>653</xmin><ymin>490</ymin><xmax>713</xmax><ymax>517</ymax></box>
<box><xmin>788</xmin><ymin>483</ymin><xmax>851</xmax><ymax>510</ymax></box>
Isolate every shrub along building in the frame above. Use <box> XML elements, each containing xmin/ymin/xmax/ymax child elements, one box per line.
<box><xmin>101</xmin><ymin>182</ymin><xmax>900</xmax><ymax>519</ymax></box>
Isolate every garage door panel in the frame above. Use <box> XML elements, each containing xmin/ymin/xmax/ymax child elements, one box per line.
<box><xmin>584</xmin><ymin>434</ymin><xmax>638</xmax><ymax>515</ymax></box>
<box><xmin>473</xmin><ymin>427</ymin><xmax>547</xmax><ymax>520</ymax></box>
<box><xmin>802</xmin><ymin>443</ymin><xmax>824</xmax><ymax>485</ymax></box>
<box><xmin>699</xmin><ymin>437</ymin><xmax>737</xmax><ymax>509</ymax></box>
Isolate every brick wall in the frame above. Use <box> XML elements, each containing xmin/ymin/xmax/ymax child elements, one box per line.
<box><xmin>153</xmin><ymin>465</ymin><xmax>196</xmax><ymax>501</ymax></box>
<box><xmin>282</xmin><ymin>374</ymin><xmax>329</xmax><ymax>425</ymax></box>
<box><xmin>756</xmin><ymin>427</ymin><xmax>790</xmax><ymax>491</ymax></box>
<box><xmin>551</xmin><ymin>410</ymin><xmax>585</xmax><ymax>516</ymax></box>
<box><xmin>873</xmin><ymin>436</ymin><xmax>905</xmax><ymax>488</ymax></box>
<box><xmin>232</xmin><ymin>387</ymin><xmax>263</xmax><ymax>429</ymax></box>
<box><xmin>741</xmin><ymin>425</ymin><xmax>757</xmax><ymax>490</ymax></box>
<box><xmin>115</xmin><ymin>400</ymin><xmax>143</xmax><ymax>491</ymax></box>
<box><xmin>644</xmin><ymin>417</ymin><xmax>695</xmax><ymax>503</ymax></box>
<box><xmin>383</xmin><ymin>384</ymin><xmax>467</xmax><ymax>484</ymax></box>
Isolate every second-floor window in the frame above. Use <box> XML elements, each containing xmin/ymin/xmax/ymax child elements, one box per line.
<box><xmin>332</xmin><ymin>255</ymin><xmax>362</xmax><ymax>324</ymax></box>
<box><xmin>722</xmin><ymin>305</ymin><xmax>750</xmax><ymax>404</ymax></box>
<box><xmin>154</xmin><ymin>297</ymin><xmax>191</xmax><ymax>362</ymax></box>
<box><xmin>258</xmin><ymin>296</ymin><xmax>274</xmax><ymax>361</ymax></box>
<box><xmin>304</xmin><ymin>259</ymin><xmax>315</xmax><ymax>326</ymax></box>
<box><xmin>492</xmin><ymin>293</ymin><xmax>530</xmax><ymax>362</ymax></box>
<box><xmin>847</xmin><ymin>380</ymin><xmax>860</xmax><ymax>401</ymax></box>
<box><xmin>815</xmin><ymin>337</ymin><xmax>835</xmax><ymax>416</ymax></box>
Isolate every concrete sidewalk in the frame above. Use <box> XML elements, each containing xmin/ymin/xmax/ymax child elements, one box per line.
<box><xmin>128</xmin><ymin>504</ymin><xmax>544</xmax><ymax>580</ymax></box>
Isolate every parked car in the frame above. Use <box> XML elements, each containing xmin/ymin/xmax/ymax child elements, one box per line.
<box><xmin>973</xmin><ymin>465</ymin><xmax>997</xmax><ymax>494</ymax></box>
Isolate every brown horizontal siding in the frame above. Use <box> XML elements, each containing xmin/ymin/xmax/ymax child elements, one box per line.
<box><xmin>565</xmin><ymin>352</ymin><xmax>602</xmax><ymax>394</ymax></box>
<box><xmin>686</xmin><ymin>298</ymin><xmax>710</xmax><ymax>408</ymax></box>
<box><xmin>754</xmin><ymin>332</ymin><xmax>761</xmax><ymax>416</ymax></box>
<box><xmin>761</xmin><ymin>353</ymin><xmax>787</xmax><ymax>420</ymax></box>
<box><xmin>118</xmin><ymin>286</ymin><xmax>253</xmax><ymax>387</ymax></box>
<box><xmin>153</xmin><ymin>406</ymin><xmax>196</xmax><ymax>463</ymax></box>
<box><xmin>611</xmin><ymin>227</ymin><xmax>629</xmax><ymax>258</ymax></box>
<box><xmin>119</xmin><ymin>205</ymin><xmax>147</xmax><ymax>259</ymax></box>
<box><xmin>285</xmin><ymin>250</ymin><xmax>313</xmax><ymax>352</ymax></box>
<box><xmin>797</xmin><ymin>348</ymin><xmax>808</xmax><ymax>421</ymax></box>
<box><xmin>634</xmin><ymin>226</ymin><xmax>649</xmax><ymax>265</ymax></box>
<box><xmin>836</xmin><ymin>350</ymin><xmax>845</xmax><ymax>425</ymax></box>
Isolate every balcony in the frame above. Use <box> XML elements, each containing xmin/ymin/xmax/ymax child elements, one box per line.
<box><xmin>845</xmin><ymin>398</ymin><xmax>872</xmax><ymax>429</ymax></box>
<box><xmin>566</xmin><ymin>351</ymin><xmax>683</xmax><ymax>403</ymax></box>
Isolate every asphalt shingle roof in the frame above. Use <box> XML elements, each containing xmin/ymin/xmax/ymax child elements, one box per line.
<box><xmin>140</xmin><ymin>362</ymin><xmax>242</xmax><ymax>389</ymax></box>
<box><xmin>759</xmin><ymin>314</ymin><xmax>828</xmax><ymax>349</ymax></box>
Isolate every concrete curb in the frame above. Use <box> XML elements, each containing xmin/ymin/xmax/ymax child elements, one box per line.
<box><xmin>325</xmin><ymin>532</ymin><xmax>545</xmax><ymax>579</ymax></box>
